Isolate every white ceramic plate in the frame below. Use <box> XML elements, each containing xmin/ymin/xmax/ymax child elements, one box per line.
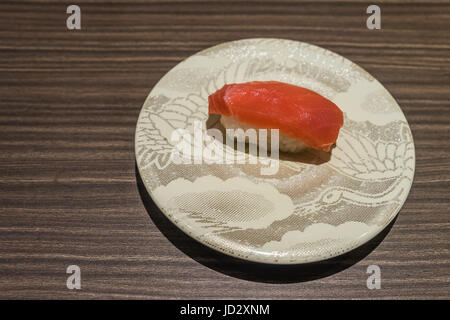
<box><xmin>135</xmin><ymin>38</ymin><xmax>415</xmax><ymax>264</ymax></box>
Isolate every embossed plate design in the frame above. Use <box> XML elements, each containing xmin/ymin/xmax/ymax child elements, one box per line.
<box><xmin>135</xmin><ymin>38</ymin><xmax>415</xmax><ymax>264</ymax></box>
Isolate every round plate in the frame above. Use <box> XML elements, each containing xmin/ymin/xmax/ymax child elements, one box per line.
<box><xmin>135</xmin><ymin>38</ymin><xmax>415</xmax><ymax>264</ymax></box>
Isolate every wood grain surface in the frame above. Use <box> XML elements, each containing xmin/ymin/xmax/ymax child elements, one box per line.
<box><xmin>0</xmin><ymin>0</ymin><xmax>449</xmax><ymax>299</ymax></box>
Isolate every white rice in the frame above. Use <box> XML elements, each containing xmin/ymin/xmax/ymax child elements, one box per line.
<box><xmin>220</xmin><ymin>116</ymin><xmax>307</xmax><ymax>153</ymax></box>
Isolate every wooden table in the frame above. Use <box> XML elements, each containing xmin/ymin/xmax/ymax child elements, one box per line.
<box><xmin>0</xmin><ymin>0</ymin><xmax>449</xmax><ymax>299</ymax></box>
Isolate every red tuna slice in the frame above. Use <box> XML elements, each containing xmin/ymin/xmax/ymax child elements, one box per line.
<box><xmin>208</xmin><ymin>81</ymin><xmax>344</xmax><ymax>152</ymax></box>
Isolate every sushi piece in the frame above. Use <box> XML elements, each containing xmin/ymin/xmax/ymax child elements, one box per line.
<box><xmin>208</xmin><ymin>81</ymin><xmax>344</xmax><ymax>153</ymax></box>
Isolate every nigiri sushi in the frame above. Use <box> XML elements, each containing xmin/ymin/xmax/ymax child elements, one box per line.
<box><xmin>208</xmin><ymin>81</ymin><xmax>343</xmax><ymax>153</ymax></box>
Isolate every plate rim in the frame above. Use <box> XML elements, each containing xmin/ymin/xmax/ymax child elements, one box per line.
<box><xmin>135</xmin><ymin>37</ymin><xmax>416</xmax><ymax>265</ymax></box>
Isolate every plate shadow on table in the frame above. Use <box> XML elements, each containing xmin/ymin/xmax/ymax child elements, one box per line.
<box><xmin>136</xmin><ymin>164</ymin><xmax>395</xmax><ymax>284</ymax></box>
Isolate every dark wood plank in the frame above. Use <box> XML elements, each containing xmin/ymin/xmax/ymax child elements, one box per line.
<box><xmin>0</xmin><ymin>0</ymin><xmax>449</xmax><ymax>299</ymax></box>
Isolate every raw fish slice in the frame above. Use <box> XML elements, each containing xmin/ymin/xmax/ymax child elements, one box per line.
<box><xmin>208</xmin><ymin>81</ymin><xmax>344</xmax><ymax>152</ymax></box>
